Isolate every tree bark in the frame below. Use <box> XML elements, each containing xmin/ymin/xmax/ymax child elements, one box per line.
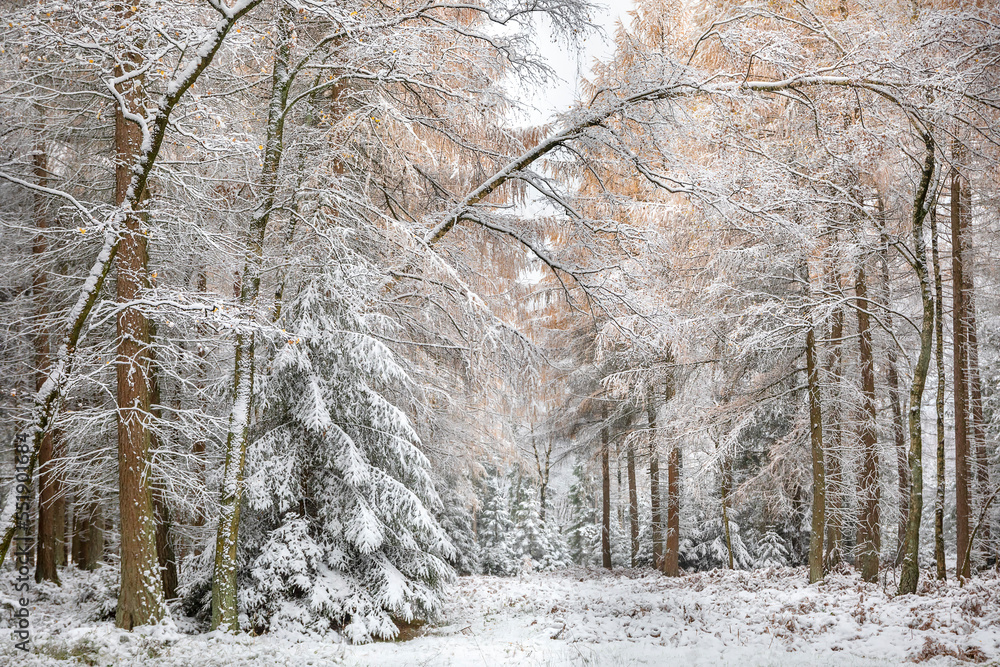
<box><xmin>878</xmin><ymin>215</ymin><xmax>909</xmax><ymax>566</ymax></box>
<box><xmin>856</xmin><ymin>262</ymin><xmax>881</xmax><ymax>583</ymax></box>
<box><xmin>113</xmin><ymin>33</ymin><xmax>166</xmax><ymax>628</ymax></box>
<box><xmin>72</xmin><ymin>502</ymin><xmax>103</xmax><ymax>571</ymax></box>
<box><xmin>898</xmin><ymin>132</ymin><xmax>935</xmax><ymax>596</ymax></box>
<box><xmin>148</xmin><ymin>341</ymin><xmax>178</xmax><ymax>600</ymax></box>
<box><xmin>720</xmin><ymin>453</ymin><xmax>734</xmax><ymax>570</ymax></box>
<box><xmin>211</xmin><ymin>7</ymin><xmax>295</xmax><ymax>631</ymax></box>
<box><xmin>627</xmin><ymin>437</ymin><xmax>639</xmax><ymax>567</ymax></box>
<box><xmin>32</xmin><ymin>130</ymin><xmax>60</xmax><ymax>586</ymax></box>
<box><xmin>931</xmin><ymin>206</ymin><xmax>947</xmax><ymax>580</ymax></box>
<box><xmin>663</xmin><ymin>377</ymin><xmax>680</xmax><ymax>576</ymax></box>
<box><xmin>805</xmin><ymin>306</ymin><xmax>826</xmax><ymax>584</ymax></box>
<box><xmin>647</xmin><ymin>386</ymin><xmax>661</xmax><ymax>570</ymax></box>
<box><xmin>824</xmin><ymin>305</ymin><xmax>845</xmax><ymax>570</ymax></box>
<box><xmin>952</xmin><ymin>149</ymin><xmax>972</xmax><ymax>579</ymax></box>
<box><xmin>601</xmin><ymin>404</ymin><xmax>612</xmax><ymax>570</ymax></box>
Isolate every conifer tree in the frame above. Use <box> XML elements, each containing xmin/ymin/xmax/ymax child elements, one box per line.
<box><xmin>478</xmin><ymin>472</ymin><xmax>516</xmax><ymax>576</ymax></box>
<box><xmin>238</xmin><ymin>257</ymin><xmax>454</xmax><ymax>642</ymax></box>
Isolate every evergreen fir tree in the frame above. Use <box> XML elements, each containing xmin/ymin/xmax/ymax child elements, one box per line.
<box><xmin>511</xmin><ymin>479</ymin><xmax>551</xmax><ymax>569</ymax></box>
<box><xmin>478</xmin><ymin>472</ymin><xmax>517</xmax><ymax>576</ymax></box>
<box><xmin>567</xmin><ymin>462</ymin><xmax>600</xmax><ymax>566</ymax></box>
<box><xmin>239</xmin><ymin>264</ymin><xmax>454</xmax><ymax>642</ymax></box>
<box><xmin>679</xmin><ymin>515</ymin><xmax>754</xmax><ymax>571</ymax></box>
<box><xmin>435</xmin><ymin>482</ymin><xmax>481</xmax><ymax>575</ymax></box>
<box><xmin>754</xmin><ymin>528</ymin><xmax>791</xmax><ymax>568</ymax></box>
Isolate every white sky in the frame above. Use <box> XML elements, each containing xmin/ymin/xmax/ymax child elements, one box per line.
<box><xmin>515</xmin><ymin>1</ymin><xmax>635</xmax><ymax>127</ymax></box>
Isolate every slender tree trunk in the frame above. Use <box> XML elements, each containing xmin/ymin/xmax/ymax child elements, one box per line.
<box><xmin>856</xmin><ymin>262</ymin><xmax>881</xmax><ymax>583</ymax></box>
<box><xmin>961</xmin><ymin>184</ymin><xmax>989</xmax><ymax>560</ymax></box>
<box><xmin>72</xmin><ymin>496</ymin><xmax>84</xmax><ymax>567</ymax></box>
<box><xmin>211</xmin><ymin>8</ymin><xmax>295</xmax><ymax>631</ymax></box>
<box><xmin>191</xmin><ymin>270</ymin><xmax>209</xmax><ymax>553</ymax></box>
<box><xmin>806</xmin><ymin>313</ymin><xmax>826</xmax><ymax>584</ymax></box>
<box><xmin>898</xmin><ymin>133</ymin><xmax>935</xmax><ymax>595</ymax></box>
<box><xmin>87</xmin><ymin>506</ymin><xmax>104</xmax><ymax>570</ymax></box>
<box><xmin>530</xmin><ymin>428</ymin><xmax>553</xmax><ymax>524</ymax></box>
<box><xmin>53</xmin><ymin>466</ymin><xmax>66</xmax><ymax>569</ymax></box>
<box><xmin>878</xmin><ymin>215</ymin><xmax>909</xmax><ymax>566</ymax></box>
<box><xmin>825</xmin><ymin>305</ymin><xmax>845</xmax><ymax>569</ymax></box>
<box><xmin>665</xmin><ymin>446</ymin><xmax>681</xmax><ymax>576</ymax></box>
<box><xmin>148</xmin><ymin>342</ymin><xmax>178</xmax><ymax>600</ymax></box>
<box><xmin>720</xmin><ymin>454</ymin><xmax>734</xmax><ymax>570</ymax></box>
<box><xmin>664</xmin><ymin>378</ymin><xmax>680</xmax><ymax>576</ymax></box>
<box><xmin>647</xmin><ymin>386</ymin><xmax>661</xmax><ymax>570</ymax></box>
<box><xmin>931</xmin><ymin>206</ymin><xmax>947</xmax><ymax>580</ymax></box>
<box><xmin>952</xmin><ymin>151</ymin><xmax>972</xmax><ymax>579</ymax></box>
<box><xmin>73</xmin><ymin>503</ymin><xmax>102</xmax><ymax>571</ymax></box>
<box><xmin>627</xmin><ymin>437</ymin><xmax>639</xmax><ymax>567</ymax></box>
<box><xmin>114</xmin><ymin>35</ymin><xmax>166</xmax><ymax>628</ymax></box>
<box><xmin>601</xmin><ymin>405</ymin><xmax>612</xmax><ymax>570</ymax></box>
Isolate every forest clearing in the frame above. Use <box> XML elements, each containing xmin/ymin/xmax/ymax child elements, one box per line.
<box><xmin>1</xmin><ymin>0</ymin><xmax>999</xmax><ymax>664</ymax></box>
<box><xmin>4</xmin><ymin>567</ymin><xmax>999</xmax><ymax>665</ymax></box>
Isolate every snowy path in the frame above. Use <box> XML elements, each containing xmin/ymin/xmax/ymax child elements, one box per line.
<box><xmin>3</xmin><ymin>567</ymin><xmax>998</xmax><ymax>665</ymax></box>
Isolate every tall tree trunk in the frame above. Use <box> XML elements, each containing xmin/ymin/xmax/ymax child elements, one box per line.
<box><xmin>856</xmin><ymin>262</ymin><xmax>881</xmax><ymax>583</ymax></box>
<box><xmin>824</xmin><ymin>305</ymin><xmax>845</xmax><ymax>569</ymax></box>
<box><xmin>32</xmin><ymin>129</ymin><xmax>60</xmax><ymax>586</ymax></box>
<box><xmin>601</xmin><ymin>405</ymin><xmax>612</xmax><ymax>570</ymax></box>
<box><xmin>191</xmin><ymin>270</ymin><xmax>209</xmax><ymax>554</ymax></box>
<box><xmin>806</xmin><ymin>313</ymin><xmax>826</xmax><ymax>584</ymax></box>
<box><xmin>114</xmin><ymin>33</ymin><xmax>166</xmax><ymax>628</ymax></box>
<box><xmin>952</xmin><ymin>149</ymin><xmax>973</xmax><ymax>579</ymax></box>
<box><xmin>664</xmin><ymin>378</ymin><xmax>680</xmax><ymax>576</ymax></box>
<box><xmin>878</xmin><ymin>214</ymin><xmax>909</xmax><ymax>566</ymax></box>
<box><xmin>530</xmin><ymin>427</ymin><xmax>553</xmax><ymax>524</ymax></box>
<box><xmin>627</xmin><ymin>437</ymin><xmax>639</xmax><ymax>567</ymax></box>
<box><xmin>211</xmin><ymin>8</ymin><xmax>295</xmax><ymax>632</ymax></box>
<box><xmin>148</xmin><ymin>340</ymin><xmax>178</xmax><ymax>600</ymax></box>
<box><xmin>931</xmin><ymin>206</ymin><xmax>947</xmax><ymax>580</ymax></box>
<box><xmin>72</xmin><ymin>502</ymin><xmax>103</xmax><ymax>571</ymax></box>
<box><xmin>962</xmin><ymin>187</ymin><xmax>989</xmax><ymax>560</ymax></box>
<box><xmin>87</xmin><ymin>506</ymin><xmax>104</xmax><ymax>570</ymax></box>
<box><xmin>720</xmin><ymin>453</ymin><xmax>734</xmax><ymax>570</ymax></box>
<box><xmin>665</xmin><ymin>446</ymin><xmax>681</xmax><ymax>576</ymax></box>
<box><xmin>53</xmin><ymin>468</ymin><xmax>66</xmax><ymax>569</ymax></box>
<box><xmin>647</xmin><ymin>386</ymin><xmax>661</xmax><ymax>570</ymax></box>
<box><xmin>898</xmin><ymin>133</ymin><xmax>935</xmax><ymax>595</ymax></box>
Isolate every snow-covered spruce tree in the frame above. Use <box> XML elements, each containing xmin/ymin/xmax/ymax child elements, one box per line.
<box><xmin>238</xmin><ymin>260</ymin><xmax>454</xmax><ymax>642</ymax></box>
<box><xmin>567</xmin><ymin>461</ymin><xmax>600</xmax><ymax>566</ymax></box>
<box><xmin>754</xmin><ymin>528</ymin><xmax>792</xmax><ymax>569</ymax></box>
<box><xmin>435</xmin><ymin>482</ymin><xmax>481</xmax><ymax>576</ymax></box>
<box><xmin>478</xmin><ymin>471</ymin><xmax>517</xmax><ymax>576</ymax></box>
<box><xmin>679</xmin><ymin>515</ymin><xmax>754</xmax><ymax>571</ymax></box>
<box><xmin>510</xmin><ymin>477</ymin><xmax>550</xmax><ymax>569</ymax></box>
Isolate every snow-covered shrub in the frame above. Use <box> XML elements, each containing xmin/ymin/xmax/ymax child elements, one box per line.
<box><xmin>239</xmin><ymin>268</ymin><xmax>454</xmax><ymax>642</ymax></box>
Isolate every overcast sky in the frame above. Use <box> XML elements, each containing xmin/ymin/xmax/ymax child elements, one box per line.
<box><xmin>515</xmin><ymin>1</ymin><xmax>635</xmax><ymax>127</ymax></box>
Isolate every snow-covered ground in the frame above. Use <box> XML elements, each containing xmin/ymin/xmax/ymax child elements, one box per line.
<box><xmin>3</xmin><ymin>566</ymin><xmax>998</xmax><ymax>666</ymax></box>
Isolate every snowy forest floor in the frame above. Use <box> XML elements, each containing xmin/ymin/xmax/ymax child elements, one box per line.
<box><xmin>2</xmin><ymin>566</ymin><xmax>999</xmax><ymax>666</ymax></box>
